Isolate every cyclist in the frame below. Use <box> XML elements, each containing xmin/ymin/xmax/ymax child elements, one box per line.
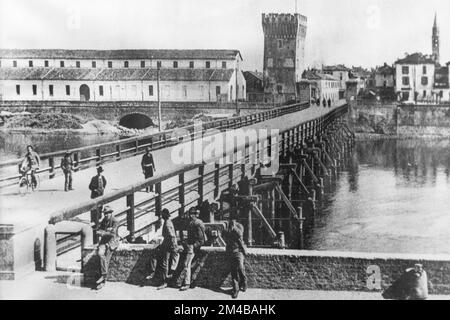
<box><xmin>19</xmin><ymin>145</ymin><xmax>41</xmax><ymax>188</ymax></box>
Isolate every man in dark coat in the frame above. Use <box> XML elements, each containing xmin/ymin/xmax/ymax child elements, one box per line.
<box><xmin>95</xmin><ymin>206</ymin><xmax>119</xmax><ymax>290</ymax></box>
<box><xmin>89</xmin><ymin>166</ymin><xmax>107</xmax><ymax>225</ymax></box>
<box><xmin>328</xmin><ymin>98</ymin><xmax>332</xmax><ymax>108</ymax></box>
<box><xmin>154</xmin><ymin>208</ymin><xmax>180</xmax><ymax>290</ymax></box>
<box><xmin>222</xmin><ymin>212</ymin><xmax>247</xmax><ymax>299</ymax></box>
<box><xmin>176</xmin><ymin>209</ymin><xmax>205</xmax><ymax>291</ymax></box>
<box><xmin>60</xmin><ymin>151</ymin><xmax>74</xmax><ymax>192</ymax></box>
<box><xmin>141</xmin><ymin>147</ymin><xmax>156</xmax><ymax>192</ymax></box>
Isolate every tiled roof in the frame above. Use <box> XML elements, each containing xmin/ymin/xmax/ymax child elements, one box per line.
<box><xmin>323</xmin><ymin>64</ymin><xmax>349</xmax><ymax>72</ymax></box>
<box><xmin>376</xmin><ymin>65</ymin><xmax>395</xmax><ymax>75</ymax></box>
<box><xmin>0</xmin><ymin>67</ymin><xmax>53</xmax><ymax>80</ymax></box>
<box><xmin>0</xmin><ymin>67</ymin><xmax>235</xmax><ymax>82</ymax></box>
<box><xmin>0</xmin><ymin>49</ymin><xmax>242</xmax><ymax>61</ymax></box>
<box><xmin>303</xmin><ymin>70</ymin><xmax>338</xmax><ymax>81</ymax></box>
<box><xmin>243</xmin><ymin>71</ymin><xmax>264</xmax><ymax>81</ymax></box>
<box><xmin>395</xmin><ymin>53</ymin><xmax>435</xmax><ymax>65</ymax></box>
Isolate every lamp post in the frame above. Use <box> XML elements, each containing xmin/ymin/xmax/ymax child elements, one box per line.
<box><xmin>235</xmin><ymin>65</ymin><xmax>239</xmax><ymax>115</ymax></box>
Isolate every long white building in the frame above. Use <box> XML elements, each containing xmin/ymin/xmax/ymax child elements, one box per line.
<box><xmin>0</xmin><ymin>49</ymin><xmax>246</xmax><ymax>102</ymax></box>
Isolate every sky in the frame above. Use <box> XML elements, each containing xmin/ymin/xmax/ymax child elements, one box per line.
<box><xmin>1</xmin><ymin>0</ymin><xmax>449</xmax><ymax>71</ymax></box>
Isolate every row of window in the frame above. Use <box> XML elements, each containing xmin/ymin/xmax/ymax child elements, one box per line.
<box><xmin>323</xmin><ymin>81</ymin><xmax>339</xmax><ymax>88</ymax></box>
<box><xmin>14</xmin><ymin>84</ymin><xmax>225</xmax><ymax>97</ymax></box>
<box><xmin>4</xmin><ymin>60</ymin><xmax>228</xmax><ymax>69</ymax></box>
<box><xmin>402</xmin><ymin>76</ymin><xmax>429</xmax><ymax>86</ymax></box>
<box><xmin>402</xmin><ymin>66</ymin><xmax>428</xmax><ymax>75</ymax></box>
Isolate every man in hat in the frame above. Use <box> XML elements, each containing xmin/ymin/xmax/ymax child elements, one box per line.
<box><xmin>222</xmin><ymin>211</ymin><xmax>247</xmax><ymax>299</ymax></box>
<box><xmin>154</xmin><ymin>208</ymin><xmax>180</xmax><ymax>290</ymax></box>
<box><xmin>89</xmin><ymin>166</ymin><xmax>107</xmax><ymax>224</ymax></box>
<box><xmin>20</xmin><ymin>145</ymin><xmax>40</xmax><ymax>188</ymax></box>
<box><xmin>141</xmin><ymin>147</ymin><xmax>156</xmax><ymax>192</ymax></box>
<box><xmin>95</xmin><ymin>206</ymin><xmax>119</xmax><ymax>290</ymax></box>
<box><xmin>60</xmin><ymin>151</ymin><xmax>74</xmax><ymax>192</ymax></box>
<box><xmin>176</xmin><ymin>208</ymin><xmax>206</xmax><ymax>291</ymax></box>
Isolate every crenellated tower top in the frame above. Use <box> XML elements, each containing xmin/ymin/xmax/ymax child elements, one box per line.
<box><xmin>262</xmin><ymin>13</ymin><xmax>307</xmax><ymax>39</ymax></box>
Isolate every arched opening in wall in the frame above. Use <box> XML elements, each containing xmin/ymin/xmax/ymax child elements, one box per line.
<box><xmin>79</xmin><ymin>84</ymin><xmax>90</xmax><ymax>101</ymax></box>
<box><xmin>119</xmin><ymin>113</ymin><xmax>154</xmax><ymax>129</ymax></box>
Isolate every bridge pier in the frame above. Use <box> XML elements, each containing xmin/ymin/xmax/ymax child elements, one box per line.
<box><xmin>230</xmin><ymin>108</ymin><xmax>355</xmax><ymax>249</ymax></box>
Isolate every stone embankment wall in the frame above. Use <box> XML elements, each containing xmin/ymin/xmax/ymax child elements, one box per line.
<box><xmin>0</xmin><ymin>100</ymin><xmax>274</xmax><ymax>123</ymax></box>
<box><xmin>348</xmin><ymin>101</ymin><xmax>398</xmax><ymax>135</ymax></box>
<box><xmin>82</xmin><ymin>245</ymin><xmax>450</xmax><ymax>294</ymax></box>
<box><xmin>349</xmin><ymin>101</ymin><xmax>450</xmax><ymax>138</ymax></box>
<box><xmin>396</xmin><ymin>104</ymin><xmax>450</xmax><ymax>137</ymax></box>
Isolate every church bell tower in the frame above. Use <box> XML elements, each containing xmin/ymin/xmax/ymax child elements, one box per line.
<box><xmin>432</xmin><ymin>13</ymin><xmax>440</xmax><ymax>64</ymax></box>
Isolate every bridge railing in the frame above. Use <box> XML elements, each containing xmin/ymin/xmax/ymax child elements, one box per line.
<box><xmin>48</xmin><ymin>104</ymin><xmax>349</xmax><ymax>256</ymax></box>
<box><xmin>0</xmin><ymin>102</ymin><xmax>310</xmax><ymax>188</ymax></box>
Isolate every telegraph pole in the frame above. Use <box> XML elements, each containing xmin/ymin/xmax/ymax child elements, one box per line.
<box><xmin>157</xmin><ymin>66</ymin><xmax>162</xmax><ymax>132</ymax></box>
<box><xmin>235</xmin><ymin>65</ymin><xmax>239</xmax><ymax>115</ymax></box>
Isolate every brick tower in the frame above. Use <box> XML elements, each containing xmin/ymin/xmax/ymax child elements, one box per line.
<box><xmin>432</xmin><ymin>13</ymin><xmax>440</xmax><ymax>64</ymax></box>
<box><xmin>262</xmin><ymin>13</ymin><xmax>307</xmax><ymax>99</ymax></box>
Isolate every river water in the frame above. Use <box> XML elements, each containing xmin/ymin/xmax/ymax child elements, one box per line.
<box><xmin>2</xmin><ymin>131</ymin><xmax>450</xmax><ymax>255</ymax></box>
<box><xmin>305</xmin><ymin>138</ymin><xmax>450</xmax><ymax>255</ymax></box>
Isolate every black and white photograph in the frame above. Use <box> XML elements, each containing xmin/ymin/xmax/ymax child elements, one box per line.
<box><xmin>1</xmin><ymin>0</ymin><xmax>450</xmax><ymax>305</ymax></box>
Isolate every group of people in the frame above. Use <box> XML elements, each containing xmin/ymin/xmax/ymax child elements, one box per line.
<box><xmin>313</xmin><ymin>97</ymin><xmax>333</xmax><ymax>108</ymax></box>
<box><xmin>19</xmin><ymin>144</ymin><xmax>247</xmax><ymax>298</ymax></box>
<box><xmin>18</xmin><ymin>145</ymin><xmax>156</xmax><ymax>195</ymax></box>
<box><xmin>94</xmin><ymin>204</ymin><xmax>248</xmax><ymax>299</ymax></box>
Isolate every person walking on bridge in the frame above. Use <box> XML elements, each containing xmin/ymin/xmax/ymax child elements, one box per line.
<box><xmin>89</xmin><ymin>166</ymin><xmax>107</xmax><ymax>226</ymax></box>
<box><xmin>60</xmin><ymin>151</ymin><xmax>74</xmax><ymax>192</ymax></box>
<box><xmin>95</xmin><ymin>206</ymin><xmax>119</xmax><ymax>290</ymax></box>
<box><xmin>223</xmin><ymin>212</ymin><xmax>247</xmax><ymax>299</ymax></box>
<box><xmin>141</xmin><ymin>147</ymin><xmax>156</xmax><ymax>192</ymax></box>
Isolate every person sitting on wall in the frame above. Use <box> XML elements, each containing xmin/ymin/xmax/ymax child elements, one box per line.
<box><xmin>153</xmin><ymin>208</ymin><xmax>181</xmax><ymax>290</ymax></box>
<box><xmin>322</xmin><ymin>98</ymin><xmax>327</xmax><ymax>108</ymax></box>
<box><xmin>95</xmin><ymin>206</ymin><xmax>119</xmax><ymax>290</ymax></box>
<box><xmin>222</xmin><ymin>211</ymin><xmax>247</xmax><ymax>299</ymax></box>
<box><xmin>174</xmin><ymin>208</ymin><xmax>206</xmax><ymax>291</ymax></box>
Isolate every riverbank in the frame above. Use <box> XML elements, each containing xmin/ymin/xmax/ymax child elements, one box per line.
<box><xmin>355</xmin><ymin>132</ymin><xmax>450</xmax><ymax>140</ymax></box>
<box><xmin>0</xmin><ymin>112</ymin><xmax>159</xmax><ymax>136</ymax></box>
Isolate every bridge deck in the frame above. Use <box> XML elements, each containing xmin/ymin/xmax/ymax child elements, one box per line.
<box><xmin>0</xmin><ymin>103</ymin><xmax>345</xmax><ymax>231</ymax></box>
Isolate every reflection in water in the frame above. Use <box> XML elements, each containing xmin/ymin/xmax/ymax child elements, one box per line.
<box><xmin>306</xmin><ymin>138</ymin><xmax>450</xmax><ymax>255</ymax></box>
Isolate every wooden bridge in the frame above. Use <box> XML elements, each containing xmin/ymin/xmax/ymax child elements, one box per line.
<box><xmin>0</xmin><ymin>101</ymin><xmax>354</xmax><ymax>279</ymax></box>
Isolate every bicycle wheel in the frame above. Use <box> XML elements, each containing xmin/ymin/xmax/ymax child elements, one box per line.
<box><xmin>31</xmin><ymin>175</ymin><xmax>40</xmax><ymax>192</ymax></box>
<box><xmin>18</xmin><ymin>177</ymin><xmax>29</xmax><ymax>195</ymax></box>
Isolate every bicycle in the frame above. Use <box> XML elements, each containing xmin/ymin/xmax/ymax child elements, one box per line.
<box><xmin>18</xmin><ymin>169</ymin><xmax>40</xmax><ymax>194</ymax></box>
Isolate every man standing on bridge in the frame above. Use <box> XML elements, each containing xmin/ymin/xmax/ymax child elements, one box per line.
<box><xmin>223</xmin><ymin>212</ymin><xmax>247</xmax><ymax>299</ymax></box>
<box><xmin>60</xmin><ymin>151</ymin><xmax>74</xmax><ymax>192</ymax></box>
<box><xmin>89</xmin><ymin>166</ymin><xmax>107</xmax><ymax>227</ymax></box>
<box><xmin>141</xmin><ymin>147</ymin><xmax>156</xmax><ymax>192</ymax></box>
<box><xmin>95</xmin><ymin>206</ymin><xmax>119</xmax><ymax>290</ymax></box>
